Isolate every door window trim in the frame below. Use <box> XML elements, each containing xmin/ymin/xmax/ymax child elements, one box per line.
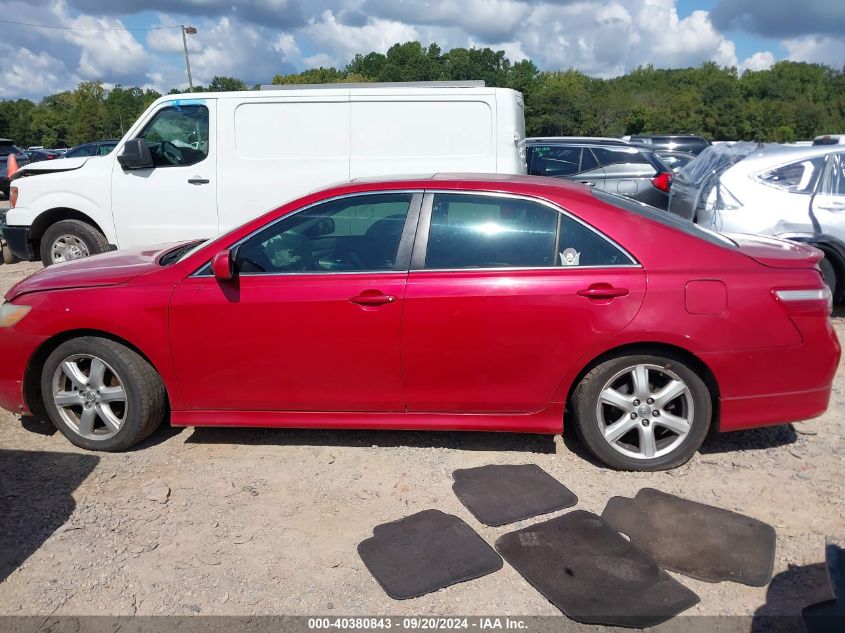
<box><xmin>409</xmin><ymin>189</ymin><xmax>639</xmax><ymax>272</ymax></box>
<box><xmin>192</xmin><ymin>190</ymin><xmax>424</xmax><ymax>277</ymax></box>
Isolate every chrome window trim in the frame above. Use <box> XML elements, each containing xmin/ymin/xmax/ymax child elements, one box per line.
<box><xmin>191</xmin><ymin>189</ymin><xmax>424</xmax><ymax>278</ymax></box>
<box><xmin>410</xmin><ymin>188</ymin><xmax>639</xmax><ymax>271</ymax></box>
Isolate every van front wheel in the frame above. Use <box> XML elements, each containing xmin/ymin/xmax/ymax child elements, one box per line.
<box><xmin>40</xmin><ymin>219</ymin><xmax>109</xmax><ymax>266</ymax></box>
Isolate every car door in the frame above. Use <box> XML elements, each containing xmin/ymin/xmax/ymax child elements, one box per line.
<box><xmin>169</xmin><ymin>191</ymin><xmax>421</xmax><ymax>412</ymax></box>
<box><xmin>111</xmin><ymin>101</ymin><xmax>218</xmax><ymax>250</ymax></box>
<box><xmin>812</xmin><ymin>151</ymin><xmax>845</xmax><ymax>240</ymax></box>
<box><xmin>401</xmin><ymin>191</ymin><xmax>646</xmax><ymax>414</ymax></box>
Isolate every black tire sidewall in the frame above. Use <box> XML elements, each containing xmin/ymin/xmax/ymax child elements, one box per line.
<box><xmin>819</xmin><ymin>257</ymin><xmax>837</xmax><ymax>298</ymax></box>
<box><xmin>573</xmin><ymin>354</ymin><xmax>712</xmax><ymax>471</ymax></box>
<box><xmin>40</xmin><ymin>220</ymin><xmax>108</xmax><ymax>267</ymax></box>
<box><xmin>41</xmin><ymin>337</ymin><xmax>147</xmax><ymax>452</ymax></box>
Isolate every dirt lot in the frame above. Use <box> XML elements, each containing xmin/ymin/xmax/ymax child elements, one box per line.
<box><xmin>0</xmin><ymin>257</ymin><xmax>842</xmax><ymax>625</ymax></box>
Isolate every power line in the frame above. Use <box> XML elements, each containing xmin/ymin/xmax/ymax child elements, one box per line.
<box><xmin>0</xmin><ymin>18</ymin><xmax>181</xmax><ymax>31</ymax></box>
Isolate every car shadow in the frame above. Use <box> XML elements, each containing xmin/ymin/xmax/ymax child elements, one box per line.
<box><xmin>184</xmin><ymin>426</ymin><xmax>557</xmax><ymax>454</ymax></box>
<box><xmin>19</xmin><ymin>414</ymin><xmax>57</xmax><ymax>437</ymax></box>
<box><xmin>700</xmin><ymin>424</ymin><xmax>798</xmax><ymax>455</ymax></box>
<box><xmin>752</xmin><ymin>562</ymin><xmax>832</xmax><ymax>632</ymax></box>
<box><xmin>0</xmin><ymin>449</ymin><xmax>99</xmax><ymax>583</ymax></box>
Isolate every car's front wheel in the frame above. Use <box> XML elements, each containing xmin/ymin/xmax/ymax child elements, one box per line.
<box><xmin>41</xmin><ymin>336</ymin><xmax>167</xmax><ymax>451</ymax></box>
<box><xmin>571</xmin><ymin>353</ymin><xmax>712</xmax><ymax>471</ymax></box>
<box><xmin>40</xmin><ymin>219</ymin><xmax>109</xmax><ymax>266</ymax></box>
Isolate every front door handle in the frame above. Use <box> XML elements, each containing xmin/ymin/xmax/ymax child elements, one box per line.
<box><xmin>188</xmin><ymin>177</ymin><xmax>210</xmax><ymax>185</ymax></box>
<box><xmin>577</xmin><ymin>285</ymin><xmax>629</xmax><ymax>299</ymax></box>
<box><xmin>349</xmin><ymin>292</ymin><xmax>396</xmax><ymax>306</ymax></box>
<box><xmin>580</xmin><ymin>180</ymin><xmax>596</xmax><ymax>187</ymax></box>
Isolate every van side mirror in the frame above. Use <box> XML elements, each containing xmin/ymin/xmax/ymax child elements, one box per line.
<box><xmin>117</xmin><ymin>139</ymin><xmax>154</xmax><ymax>170</ymax></box>
<box><xmin>211</xmin><ymin>249</ymin><xmax>235</xmax><ymax>281</ymax></box>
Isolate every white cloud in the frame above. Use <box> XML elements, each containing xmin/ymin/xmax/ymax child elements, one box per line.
<box><xmin>305</xmin><ymin>10</ymin><xmax>420</xmax><ymax>67</ymax></box>
<box><xmin>63</xmin><ymin>13</ymin><xmax>148</xmax><ymax>80</ymax></box>
<box><xmin>740</xmin><ymin>50</ymin><xmax>775</xmax><ymax>72</ymax></box>
<box><xmin>0</xmin><ymin>44</ymin><xmax>74</xmax><ymax>98</ymax></box>
<box><xmin>783</xmin><ymin>35</ymin><xmax>845</xmax><ymax>67</ymax></box>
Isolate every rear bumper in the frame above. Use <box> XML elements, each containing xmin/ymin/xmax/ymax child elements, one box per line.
<box><xmin>704</xmin><ymin>316</ymin><xmax>841</xmax><ymax>431</ymax></box>
<box><xmin>3</xmin><ymin>225</ymin><xmax>34</xmax><ymax>261</ymax></box>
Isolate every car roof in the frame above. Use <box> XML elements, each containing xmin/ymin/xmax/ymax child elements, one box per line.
<box><xmin>730</xmin><ymin>144</ymin><xmax>838</xmax><ymax>170</ymax></box>
<box><xmin>526</xmin><ymin>136</ymin><xmax>630</xmax><ymax>145</ymax></box>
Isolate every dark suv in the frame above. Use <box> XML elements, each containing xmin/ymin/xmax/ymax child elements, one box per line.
<box><xmin>524</xmin><ymin>138</ymin><xmax>675</xmax><ymax>209</ymax></box>
<box><xmin>629</xmin><ymin>134</ymin><xmax>711</xmax><ymax>156</ymax></box>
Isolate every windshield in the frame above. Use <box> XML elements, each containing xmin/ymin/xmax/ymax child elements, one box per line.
<box><xmin>592</xmin><ymin>189</ymin><xmax>736</xmax><ymax>248</ymax></box>
<box><xmin>160</xmin><ymin>240</ymin><xmax>206</xmax><ymax>265</ymax></box>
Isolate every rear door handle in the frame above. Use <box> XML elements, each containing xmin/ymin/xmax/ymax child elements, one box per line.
<box><xmin>349</xmin><ymin>292</ymin><xmax>396</xmax><ymax>306</ymax></box>
<box><xmin>577</xmin><ymin>286</ymin><xmax>629</xmax><ymax>299</ymax></box>
<box><xmin>188</xmin><ymin>177</ymin><xmax>210</xmax><ymax>185</ymax></box>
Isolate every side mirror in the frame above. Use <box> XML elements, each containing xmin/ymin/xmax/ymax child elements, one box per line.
<box><xmin>117</xmin><ymin>139</ymin><xmax>154</xmax><ymax>170</ymax></box>
<box><xmin>211</xmin><ymin>249</ymin><xmax>235</xmax><ymax>281</ymax></box>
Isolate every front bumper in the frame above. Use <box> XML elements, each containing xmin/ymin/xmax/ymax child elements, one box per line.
<box><xmin>3</xmin><ymin>225</ymin><xmax>34</xmax><ymax>261</ymax></box>
<box><xmin>0</xmin><ymin>325</ymin><xmax>47</xmax><ymax>416</ymax></box>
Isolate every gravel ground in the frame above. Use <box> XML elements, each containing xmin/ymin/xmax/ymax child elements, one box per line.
<box><xmin>0</xmin><ymin>258</ymin><xmax>842</xmax><ymax>626</ymax></box>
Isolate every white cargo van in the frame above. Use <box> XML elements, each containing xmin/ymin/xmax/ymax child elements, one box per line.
<box><xmin>5</xmin><ymin>82</ymin><xmax>526</xmax><ymax>265</ymax></box>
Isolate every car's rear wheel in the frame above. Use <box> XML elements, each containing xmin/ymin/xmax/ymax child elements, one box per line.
<box><xmin>40</xmin><ymin>219</ymin><xmax>109</xmax><ymax>266</ymax></box>
<box><xmin>572</xmin><ymin>353</ymin><xmax>712</xmax><ymax>471</ymax></box>
<box><xmin>41</xmin><ymin>336</ymin><xmax>166</xmax><ymax>451</ymax></box>
<box><xmin>819</xmin><ymin>256</ymin><xmax>837</xmax><ymax>299</ymax></box>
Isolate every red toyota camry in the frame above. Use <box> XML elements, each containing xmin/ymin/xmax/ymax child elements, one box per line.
<box><xmin>0</xmin><ymin>175</ymin><xmax>839</xmax><ymax>470</ymax></box>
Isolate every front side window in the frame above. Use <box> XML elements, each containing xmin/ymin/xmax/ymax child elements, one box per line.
<box><xmin>528</xmin><ymin>146</ymin><xmax>583</xmax><ymax>177</ymax></box>
<box><xmin>65</xmin><ymin>144</ymin><xmax>96</xmax><ymax>158</ymax></box>
<box><xmin>138</xmin><ymin>105</ymin><xmax>209</xmax><ymax>167</ymax></box>
<box><xmin>423</xmin><ymin>193</ymin><xmax>632</xmax><ymax>270</ymax></box>
<box><xmin>97</xmin><ymin>143</ymin><xmax>116</xmax><ymax>156</ymax></box>
<box><xmin>235</xmin><ymin>193</ymin><xmax>413</xmax><ymax>274</ymax></box>
<box><xmin>758</xmin><ymin>157</ymin><xmax>826</xmax><ymax>194</ymax></box>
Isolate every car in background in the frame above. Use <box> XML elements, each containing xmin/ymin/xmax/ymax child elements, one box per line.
<box><xmin>0</xmin><ymin>175</ymin><xmax>838</xmax><ymax>471</ymax></box>
<box><xmin>654</xmin><ymin>150</ymin><xmax>696</xmax><ymax>173</ymax></box>
<box><xmin>668</xmin><ymin>143</ymin><xmax>845</xmax><ymax>298</ymax></box>
<box><xmin>62</xmin><ymin>140</ymin><xmax>119</xmax><ymax>159</ymax></box>
<box><xmin>630</xmin><ymin>135</ymin><xmax>711</xmax><ymax>155</ymax></box>
<box><xmin>813</xmin><ymin>135</ymin><xmax>845</xmax><ymax>146</ymax></box>
<box><xmin>26</xmin><ymin>149</ymin><xmax>64</xmax><ymax>162</ymax></box>
<box><xmin>525</xmin><ymin>137</ymin><xmax>675</xmax><ymax>209</ymax></box>
<box><xmin>0</xmin><ymin>140</ymin><xmax>30</xmax><ymax>198</ymax></box>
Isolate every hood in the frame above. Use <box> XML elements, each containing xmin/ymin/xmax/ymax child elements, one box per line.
<box><xmin>16</xmin><ymin>156</ymin><xmax>91</xmax><ymax>176</ymax></box>
<box><xmin>727</xmin><ymin>233</ymin><xmax>823</xmax><ymax>269</ymax></box>
<box><xmin>5</xmin><ymin>247</ymin><xmax>163</xmax><ymax>301</ymax></box>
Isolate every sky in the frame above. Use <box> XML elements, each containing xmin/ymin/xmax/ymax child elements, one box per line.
<box><xmin>0</xmin><ymin>0</ymin><xmax>843</xmax><ymax>100</ymax></box>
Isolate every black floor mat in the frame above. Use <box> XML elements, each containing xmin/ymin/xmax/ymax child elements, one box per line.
<box><xmin>358</xmin><ymin>509</ymin><xmax>503</xmax><ymax>599</ymax></box>
<box><xmin>601</xmin><ymin>488</ymin><xmax>776</xmax><ymax>586</ymax></box>
<box><xmin>495</xmin><ymin>510</ymin><xmax>699</xmax><ymax>628</ymax></box>
<box><xmin>452</xmin><ymin>464</ymin><xmax>578</xmax><ymax>526</ymax></box>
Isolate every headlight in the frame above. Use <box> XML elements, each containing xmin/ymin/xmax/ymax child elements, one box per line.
<box><xmin>0</xmin><ymin>301</ymin><xmax>31</xmax><ymax>327</ymax></box>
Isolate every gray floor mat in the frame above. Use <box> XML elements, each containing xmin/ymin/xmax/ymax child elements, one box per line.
<box><xmin>602</xmin><ymin>488</ymin><xmax>776</xmax><ymax>586</ymax></box>
<box><xmin>358</xmin><ymin>509</ymin><xmax>503</xmax><ymax>600</ymax></box>
<box><xmin>452</xmin><ymin>464</ymin><xmax>578</xmax><ymax>526</ymax></box>
<box><xmin>495</xmin><ymin>510</ymin><xmax>699</xmax><ymax>628</ymax></box>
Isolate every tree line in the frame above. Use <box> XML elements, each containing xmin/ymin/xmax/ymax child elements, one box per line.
<box><xmin>1</xmin><ymin>41</ymin><xmax>843</xmax><ymax>148</ymax></box>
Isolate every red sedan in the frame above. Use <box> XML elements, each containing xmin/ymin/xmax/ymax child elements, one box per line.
<box><xmin>0</xmin><ymin>175</ymin><xmax>839</xmax><ymax>470</ymax></box>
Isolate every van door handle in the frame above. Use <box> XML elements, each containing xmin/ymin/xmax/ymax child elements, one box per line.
<box><xmin>188</xmin><ymin>177</ymin><xmax>210</xmax><ymax>185</ymax></box>
<box><xmin>577</xmin><ymin>285</ymin><xmax>629</xmax><ymax>299</ymax></box>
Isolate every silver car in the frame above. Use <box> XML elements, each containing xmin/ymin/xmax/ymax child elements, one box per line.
<box><xmin>669</xmin><ymin>143</ymin><xmax>845</xmax><ymax>296</ymax></box>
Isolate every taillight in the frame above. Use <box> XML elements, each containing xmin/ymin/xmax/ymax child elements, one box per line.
<box><xmin>651</xmin><ymin>172</ymin><xmax>673</xmax><ymax>192</ymax></box>
<box><xmin>9</xmin><ymin>186</ymin><xmax>17</xmax><ymax>208</ymax></box>
<box><xmin>773</xmin><ymin>287</ymin><xmax>832</xmax><ymax>316</ymax></box>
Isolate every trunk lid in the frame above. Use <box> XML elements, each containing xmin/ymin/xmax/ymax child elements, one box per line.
<box><xmin>5</xmin><ymin>247</ymin><xmax>164</xmax><ymax>301</ymax></box>
<box><xmin>727</xmin><ymin>233</ymin><xmax>823</xmax><ymax>269</ymax></box>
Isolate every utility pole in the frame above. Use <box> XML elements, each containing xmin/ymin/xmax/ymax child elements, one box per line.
<box><xmin>181</xmin><ymin>25</ymin><xmax>197</xmax><ymax>91</ymax></box>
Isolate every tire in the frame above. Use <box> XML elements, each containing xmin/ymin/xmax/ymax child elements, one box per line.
<box><xmin>2</xmin><ymin>244</ymin><xmax>17</xmax><ymax>265</ymax></box>
<box><xmin>571</xmin><ymin>353</ymin><xmax>712</xmax><ymax>471</ymax></box>
<box><xmin>39</xmin><ymin>219</ymin><xmax>109</xmax><ymax>266</ymax></box>
<box><xmin>40</xmin><ymin>336</ymin><xmax>167</xmax><ymax>451</ymax></box>
<box><xmin>819</xmin><ymin>256</ymin><xmax>837</xmax><ymax>299</ymax></box>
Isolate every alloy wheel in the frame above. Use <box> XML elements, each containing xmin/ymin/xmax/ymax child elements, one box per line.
<box><xmin>595</xmin><ymin>363</ymin><xmax>693</xmax><ymax>460</ymax></box>
<box><xmin>51</xmin><ymin>235</ymin><xmax>90</xmax><ymax>263</ymax></box>
<box><xmin>51</xmin><ymin>354</ymin><xmax>127</xmax><ymax>440</ymax></box>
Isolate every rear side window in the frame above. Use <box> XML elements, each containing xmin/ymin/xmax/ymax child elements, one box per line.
<box><xmin>423</xmin><ymin>193</ymin><xmax>634</xmax><ymax>269</ymax></box>
<box><xmin>527</xmin><ymin>146</ymin><xmax>582</xmax><ymax>177</ymax></box>
<box><xmin>757</xmin><ymin>157</ymin><xmax>826</xmax><ymax>194</ymax></box>
<box><xmin>593</xmin><ymin>147</ymin><xmax>649</xmax><ymax>167</ymax></box>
